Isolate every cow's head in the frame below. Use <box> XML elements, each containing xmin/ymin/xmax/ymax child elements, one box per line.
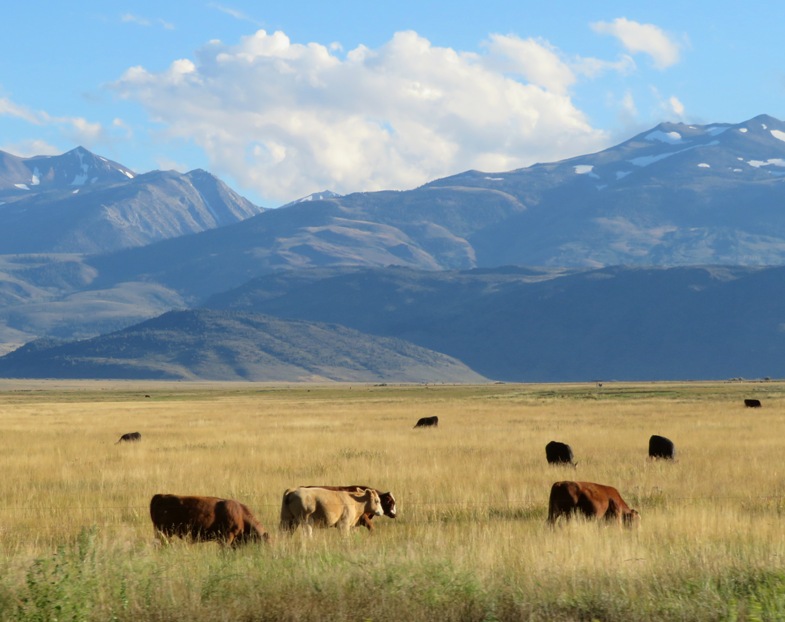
<box><xmin>379</xmin><ymin>491</ymin><xmax>397</xmax><ymax>518</ymax></box>
<box><xmin>623</xmin><ymin>509</ymin><xmax>641</xmax><ymax>528</ymax></box>
<box><xmin>367</xmin><ymin>489</ymin><xmax>384</xmax><ymax>516</ymax></box>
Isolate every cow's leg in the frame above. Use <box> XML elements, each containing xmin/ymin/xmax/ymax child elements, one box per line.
<box><xmin>337</xmin><ymin>516</ymin><xmax>353</xmax><ymax>535</ymax></box>
<box><xmin>359</xmin><ymin>514</ymin><xmax>374</xmax><ymax>531</ymax></box>
<box><xmin>604</xmin><ymin>499</ymin><xmax>623</xmax><ymax>526</ymax></box>
<box><xmin>279</xmin><ymin>517</ymin><xmax>296</xmax><ymax>533</ymax></box>
<box><xmin>576</xmin><ymin>494</ymin><xmax>600</xmax><ymax>520</ymax></box>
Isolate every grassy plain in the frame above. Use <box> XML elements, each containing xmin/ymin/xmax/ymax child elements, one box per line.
<box><xmin>1</xmin><ymin>380</ymin><xmax>785</xmax><ymax>621</ymax></box>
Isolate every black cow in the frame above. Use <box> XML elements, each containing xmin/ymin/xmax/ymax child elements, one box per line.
<box><xmin>414</xmin><ymin>416</ymin><xmax>439</xmax><ymax>428</ymax></box>
<box><xmin>648</xmin><ymin>434</ymin><xmax>675</xmax><ymax>460</ymax></box>
<box><xmin>744</xmin><ymin>399</ymin><xmax>762</xmax><ymax>408</ymax></box>
<box><xmin>116</xmin><ymin>431</ymin><xmax>141</xmax><ymax>443</ymax></box>
<box><xmin>545</xmin><ymin>440</ymin><xmax>575</xmax><ymax>466</ymax></box>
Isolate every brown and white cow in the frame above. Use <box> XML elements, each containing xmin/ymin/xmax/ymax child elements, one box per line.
<box><xmin>302</xmin><ymin>485</ymin><xmax>396</xmax><ymax>531</ymax></box>
<box><xmin>150</xmin><ymin>494</ymin><xmax>269</xmax><ymax>546</ymax></box>
<box><xmin>547</xmin><ymin>481</ymin><xmax>640</xmax><ymax>528</ymax></box>
<box><xmin>280</xmin><ymin>486</ymin><xmax>383</xmax><ymax>536</ymax></box>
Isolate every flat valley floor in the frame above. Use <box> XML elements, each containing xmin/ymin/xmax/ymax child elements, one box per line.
<box><xmin>1</xmin><ymin>380</ymin><xmax>784</xmax><ymax>621</ymax></box>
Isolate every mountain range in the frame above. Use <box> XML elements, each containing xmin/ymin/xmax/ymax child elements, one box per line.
<box><xmin>0</xmin><ymin>147</ymin><xmax>263</xmax><ymax>254</ymax></box>
<box><xmin>205</xmin><ymin>264</ymin><xmax>785</xmax><ymax>382</ymax></box>
<box><xmin>1</xmin><ymin>114</ymin><xmax>784</xmax><ymax>381</ymax></box>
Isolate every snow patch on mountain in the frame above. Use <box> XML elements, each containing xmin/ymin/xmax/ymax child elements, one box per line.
<box><xmin>771</xmin><ymin>129</ymin><xmax>785</xmax><ymax>143</ymax></box>
<box><xmin>645</xmin><ymin>130</ymin><xmax>683</xmax><ymax>144</ymax></box>
<box><xmin>747</xmin><ymin>158</ymin><xmax>785</xmax><ymax>168</ymax></box>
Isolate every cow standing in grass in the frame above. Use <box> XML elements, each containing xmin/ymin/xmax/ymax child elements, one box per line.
<box><xmin>545</xmin><ymin>440</ymin><xmax>575</xmax><ymax>466</ymax></box>
<box><xmin>280</xmin><ymin>487</ymin><xmax>383</xmax><ymax>536</ymax></box>
<box><xmin>648</xmin><ymin>435</ymin><xmax>675</xmax><ymax>460</ymax></box>
<box><xmin>116</xmin><ymin>432</ymin><xmax>141</xmax><ymax>443</ymax></box>
<box><xmin>301</xmin><ymin>485</ymin><xmax>396</xmax><ymax>531</ymax></box>
<box><xmin>547</xmin><ymin>481</ymin><xmax>640</xmax><ymax>528</ymax></box>
<box><xmin>150</xmin><ymin>494</ymin><xmax>269</xmax><ymax>546</ymax></box>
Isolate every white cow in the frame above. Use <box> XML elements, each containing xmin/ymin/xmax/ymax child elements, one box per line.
<box><xmin>280</xmin><ymin>486</ymin><xmax>383</xmax><ymax>536</ymax></box>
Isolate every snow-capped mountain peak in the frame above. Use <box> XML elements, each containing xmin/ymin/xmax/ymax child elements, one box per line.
<box><xmin>0</xmin><ymin>146</ymin><xmax>136</xmax><ymax>193</ymax></box>
<box><xmin>0</xmin><ymin>146</ymin><xmax>264</xmax><ymax>254</ymax></box>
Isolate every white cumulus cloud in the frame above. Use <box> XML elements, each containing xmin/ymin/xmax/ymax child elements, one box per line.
<box><xmin>591</xmin><ymin>18</ymin><xmax>681</xmax><ymax>69</ymax></box>
<box><xmin>113</xmin><ymin>29</ymin><xmax>615</xmax><ymax>204</ymax></box>
<box><xmin>0</xmin><ymin>95</ymin><xmax>107</xmax><ymax>148</ymax></box>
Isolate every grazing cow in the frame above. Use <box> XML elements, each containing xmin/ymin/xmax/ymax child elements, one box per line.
<box><xmin>547</xmin><ymin>481</ymin><xmax>640</xmax><ymax>528</ymax></box>
<box><xmin>116</xmin><ymin>431</ymin><xmax>141</xmax><ymax>443</ymax></box>
<box><xmin>150</xmin><ymin>494</ymin><xmax>269</xmax><ymax>546</ymax></box>
<box><xmin>648</xmin><ymin>434</ymin><xmax>676</xmax><ymax>460</ymax></box>
<box><xmin>744</xmin><ymin>399</ymin><xmax>762</xmax><ymax>408</ymax></box>
<box><xmin>302</xmin><ymin>485</ymin><xmax>396</xmax><ymax>531</ymax></box>
<box><xmin>280</xmin><ymin>487</ymin><xmax>383</xmax><ymax>536</ymax></box>
<box><xmin>545</xmin><ymin>440</ymin><xmax>575</xmax><ymax>466</ymax></box>
<box><xmin>414</xmin><ymin>416</ymin><xmax>439</xmax><ymax>428</ymax></box>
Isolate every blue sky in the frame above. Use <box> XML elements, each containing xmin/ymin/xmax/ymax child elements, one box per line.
<box><xmin>2</xmin><ymin>1</ymin><xmax>784</xmax><ymax>206</ymax></box>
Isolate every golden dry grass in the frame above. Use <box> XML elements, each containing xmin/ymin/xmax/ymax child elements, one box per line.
<box><xmin>1</xmin><ymin>379</ymin><xmax>785</xmax><ymax>621</ymax></box>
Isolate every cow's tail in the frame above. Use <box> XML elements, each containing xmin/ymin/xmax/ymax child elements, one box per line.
<box><xmin>546</xmin><ymin>503</ymin><xmax>558</xmax><ymax>526</ymax></box>
<box><xmin>279</xmin><ymin>489</ymin><xmax>298</xmax><ymax>533</ymax></box>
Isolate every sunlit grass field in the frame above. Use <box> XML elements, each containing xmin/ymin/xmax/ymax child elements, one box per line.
<box><xmin>1</xmin><ymin>380</ymin><xmax>785</xmax><ymax>621</ymax></box>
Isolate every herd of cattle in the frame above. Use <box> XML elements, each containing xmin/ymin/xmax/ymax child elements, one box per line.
<box><xmin>122</xmin><ymin>398</ymin><xmax>760</xmax><ymax>545</ymax></box>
